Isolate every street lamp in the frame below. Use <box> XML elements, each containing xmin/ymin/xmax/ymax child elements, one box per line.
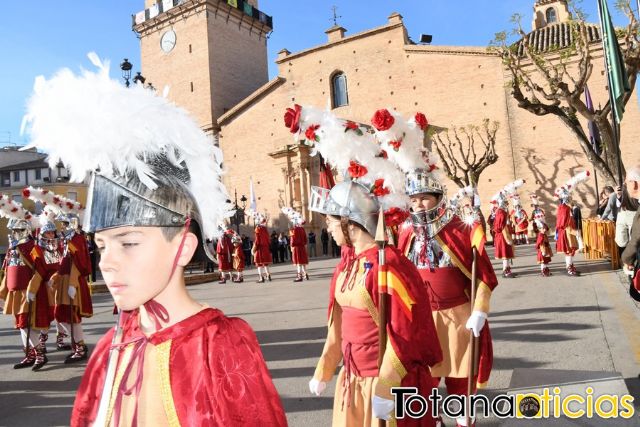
<box><xmin>132</xmin><ymin>71</ymin><xmax>146</xmax><ymax>85</ymax></box>
<box><xmin>120</xmin><ymin>58</ymin><xmax>133</xmax><ymax>88</ymax></box>
<box><xmin>229</xmin><ymin>190</ymin><xmax>247</xmax><ymax>233</ymax></box>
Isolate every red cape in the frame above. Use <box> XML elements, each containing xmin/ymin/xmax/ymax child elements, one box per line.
<box><xmin>71</xmin><ymin>308</ymin><xmax>286</xmax><ymax>427</ymax></box>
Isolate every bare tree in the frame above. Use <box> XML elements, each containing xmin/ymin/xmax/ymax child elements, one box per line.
<box><xmin>432</xmin><ymin>119</ymin><xmax>500</xmax><ymax>188</ymax></box>
<box><xmin>490</xmin><ymin>0</ymin><xmax>640</xmax><ymax>184</ymax></box>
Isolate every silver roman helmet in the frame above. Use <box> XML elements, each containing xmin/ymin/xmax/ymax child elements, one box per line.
<box><xmin>309</xmin><ymin>180</ymin><xmax>379</xmax><ymax>236</ymax></box>
<box><xmin>20</xmin><ymin>52</ymin><xmax>232</xmax><ymax>261</ymax></box>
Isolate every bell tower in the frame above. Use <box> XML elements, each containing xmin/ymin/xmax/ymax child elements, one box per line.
<box><xmin>133</xmin><ymin>0</ymin><xmax>272</xmax><ymax>135</ymax></box>
<box><xmin>532</xmin><ymin>0</ymin><xmax>571</xmax><ymax>30</ymax></box>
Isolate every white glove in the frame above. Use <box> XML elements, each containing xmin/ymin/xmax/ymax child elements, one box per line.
<box><xmin>372</xmin><ymin>395</ymin><xmax>395</xmax><ymax>421</ymax></box>
<box><xmin>27</xmin><ymin>292</ymin><xmax>36</xmax><ymax>302</ymax></box>
<box><xmin>308</xmin><ymin>378</ymin><xmax>327</xmax><ymax>396</ymax></box>
<box><xmin>466</xmin><ymin>310</ymin><xmax>488</xmax><ymax>338</ymax></box>
<box><xmin>68</xmin><ymin>286</ymin><xmax>77</xmax><ymax>299</ymax></box>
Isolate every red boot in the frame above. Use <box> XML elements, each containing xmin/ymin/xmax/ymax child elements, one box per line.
<box><xmin>541</xmin><ymin>266</ymin><xmax>552</xmax><ymax>277</ymax></box>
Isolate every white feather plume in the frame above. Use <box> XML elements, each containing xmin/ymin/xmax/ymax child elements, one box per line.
<box><xmin>20</xmin><ymin>52</ymin><xmax>230</xmax><ymax>239</ymax></box>
<box><xmin>293</xmin><ymin>105</ymin><xmax>408</xmax><ymax>211</ymax></box>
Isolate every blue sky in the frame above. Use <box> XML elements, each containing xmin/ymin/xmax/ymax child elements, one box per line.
<box><xmin>0</xmin><ymin>1</ymin><xmax>629</xmax><ymax>145</ymax></box>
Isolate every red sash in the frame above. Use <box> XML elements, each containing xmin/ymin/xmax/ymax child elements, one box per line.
<box><xmin>418</xmin><ymin>267</ymin><xmax>469</xmax><ymax>310</ymax></box>
<box><xmin>6</xmin><ymin>265</ymin><xmax>32</xmax><ymax>291</ymax></box>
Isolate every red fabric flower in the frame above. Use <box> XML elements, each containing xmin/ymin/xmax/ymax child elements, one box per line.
<box><xmin>389</xmin><ymin>139</ymin><xmax>402</xmax><ymax>151</ymax></box>
<box><xmin>344</xmin><ymin>120</ymin><xmax>364</xmax><ymax>136</ymax></box>
<box><xmin>372</xmin><ymin>179</ymin><xmax>390</xmax><ymax>197</ymax></box>
<box><xmin>378</xmin><ymin>150</ymin><xmax>388</xmax><ymax>159</ymax></box>
<box><xmin>22</xmin><ymin>188</ymin><xmax>30</xmax><ymax>198</ymax></box>
<box><xmin>284</xmin><ymin>104</ymin><xmax>302</xmax><ymax>133</ymax></box>
<box><xmin>348</xmin><ymin>161</ymin><xmax>368</xmax><ymax>178</ymax></box>
<box><xmin>384</xmin><ymin>208</ymin><xmax>410</xmax><ymax>227</ymax></box>
<box><xmin>305</xmin><ymin>124</ymin><xmax>320</xmax><ymax>142</ymax></box>
<box><xmin>345</xmin><ymin>121</ymin><xmax>358</xmax><ymax>130</ymax></box>
<box><xmin>428</xmin><ymin>164</ymin><xmax>437</xmax><ymax>172</ymax></box>
<box><xmin>371</xmin><ymin>109</ymin><xmax>395</xmax><ymax>131</ymax></box>
<box><xmin>415</xmin><ymin>112</ymin><xmax>429</xmax><ymax>131</ymax></box>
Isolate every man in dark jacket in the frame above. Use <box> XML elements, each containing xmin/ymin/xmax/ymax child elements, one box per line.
<box><xmin>620</xmin><ymin>166</ymin><xmax>640</xmax><ymax>302</ymax></box>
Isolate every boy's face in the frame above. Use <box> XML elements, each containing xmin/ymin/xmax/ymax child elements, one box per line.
<box><xmin>95</xmin><ymin>226</ymin><xmax>182</xmax><ymax>311</ymax></box>
<box><xmin>410</xmin><ymin>193</ymin><xmax>440</xmax><ymax>212</ymax></box>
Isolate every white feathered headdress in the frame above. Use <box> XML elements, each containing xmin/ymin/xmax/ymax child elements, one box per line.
<box><xmin>20</xmin><ymin>52</ymin><xmax>230</xmax><ymax>239</ymax></box>
<box><xmin>491</xmin><ymin>179</ymin><xmax>525</xmax><ymax>207</ymax></box>
<box><xmin>555</xmin><ymin>171</ymin><xmax>590</xmax><ymax>200</ymax></box>
<box><xmin>286</xmin><ymin>104</ymin><xmax>408</xmax><ymax>212</ymax></box>
<box><xmin>0</xmin><ymin>194</ymin><xmax>37</xmax><ymax>228</ymax></box>
<box><xmin>281</xmin><ymin>207</ymin><xmax>305</xmax><ymax>226</ymax></box>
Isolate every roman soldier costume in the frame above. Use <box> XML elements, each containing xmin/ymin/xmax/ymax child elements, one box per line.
<box><xmin>251</xmin><ymin>211</ymin><xmax>273</xmax><ymax>283</ymax></box>
<box><xmin>371</xmin><ymin>110</ymin><xmax>499</xmax><ymax>427</ymax></box>
<box><xmin>22</xmin><ymin>54</ymin><xmax>286</xmax><ymax>426</ymax></box>
<box><xmin>529</xmin><ymin>194</ymin><xmax>545</xmax><ymax>236</ymax></box>
<box><xmin>554</xmin><ymin>171</ymin><xmax>590</xmax><ymax>276</ymax></box>
<box><xmin>491</xmin><ymin>180</ymin><xmax>524</xmax><ymax>278</ymax></box>
<box><xmin>533</xmin><ymin>211</ymin><xmax>553</xmax><ymax>277</ymax></box>
<box><xmin>290</xmin><ymin>104</ymin><xmax>442</xmax><ymax>426</ymax></box>
<box><xmin>510</xmin><ymin>194</ymin><xmax>529</xmax><ymax>245</ymax></box>
<box><xmin>0</xmin><ymin>196</ymin><xmax>55</xmax><ymax>370</ymax></box>
<box><xmin>216</xmin><ymin>227</ymin><xmax>233</xmax><ymax>283</ymax></box>
<box><xmin>282</xmin><ymin>207</ymin><xmax>310</xmax><ymax>282</ymax></box>
<box><xmin>231</xmin><ymin>233</ymin><xmax>245</xmax><ymax>283</ymax></box>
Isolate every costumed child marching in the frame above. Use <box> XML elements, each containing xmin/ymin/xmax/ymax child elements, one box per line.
<box><xmin>286</xmin><ymin>103</ymin><xmax>443</xmax><ymax>426</ymax></box>
<box><xmin>231</xmin><ymin>232</ymin><xmax>245</xmax><ymax>283</ymax></box>
<box><xmin>554</xmin><ymin>171</ymin><xmax>590</xmax><ymax>277</ymax></box>
<box><xmin>216</xmin><ymin>225</ymin><xmax>234</xmax><ymax>284</ymax></box>
<box><xmin>375</xmin><ymin>109</ymin><xmax>499</xmax><ymax>427</ymax></box>
<box><xmin>533</xmin><ymin>212</ymin><xmax>554</xmax><ymax>277</ymax></box>
<box><xmin>0</xmin><ymin>196</ymin><xmax>54</xmax><ymax>371</ymax></box>
<box><xmin>22</xmin><ymin>53</ymin><xmax>286</xmax><ymax>426</ymax></box>
<box><xmin>251</xmin><ymin>212</ymin><xmax>273</xmax><ymax>283</ymax></box>
<box><xmin>282</xmin><ymin>207</ymin><xmax>310</xmax><ymax>282</ymax></box>
<box><xmin>491</xmin><ymin>180</ymin><xmax>524</xmax><ymax>278</ymax></box>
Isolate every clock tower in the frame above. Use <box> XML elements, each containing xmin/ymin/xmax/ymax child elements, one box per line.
<box><xmin>133</xmin><ymin>0</ymin><xmax>272</xmax><ymax>135</ymax></box>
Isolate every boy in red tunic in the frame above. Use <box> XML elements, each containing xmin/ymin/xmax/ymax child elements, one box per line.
<box><xmin>22</xmin><ymin>56</ymin><xmax>286</xmax><ymax>427</ymax></box>
<box><xmin>510</xmin><ymin>195</ymin><xmax>529</xmax><ymax>245</ymax></box>
<box><xmin>491</xmin><ymin>180</ymin><xmax>524</xmax><ymax>278</ymax></box>
<box><xmin>252</xmin><ymin>212</ymin><xmax>273</xmax><ymax>283</ymax></box>
<box><xmin>554</xmin><ymin>171</ymin><xmax>590</xmax><ymax>276</ymax></box>
<box><xmin>292</xmin><ymin>104</ymin><xmax>442</xmax><ymax>425</ymax></box>
<box><xmin>231</xmin><ymin>233</ymin><xmax>245</xmax><ymax>282</ymax></box>
<box><xmin>0</xmin><ymin>200</ymin><xmax>55</xmax><ymax>371</ymax></box>
<box><xmin>533</xmin><ymin>212</ymin><xmax>553</xmax><ymax>277</ymax></box>
<box><xmin>282</xmin><ymin>207</ymin><xmax>310</xmax><ymax>282</ymax></box>
<box><xmin>215</xmin><ymin>227</ymin><xmax>233</xmax><ymax>283</ymax></box>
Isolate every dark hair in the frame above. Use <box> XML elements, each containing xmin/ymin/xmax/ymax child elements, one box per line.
<box><xmin>603</xmin><ymin>185</ymin><xmax>615</xmax><ymax>194</ymax></box>
<box><xmin>620</xmin><ymin>185</ymin><xmax>639</xmax><ymax>211</ymax></box>
<box><xmin>160</xmin><ymin>220</ymin><xmax>207</xmax><ymax>263</ymax></box>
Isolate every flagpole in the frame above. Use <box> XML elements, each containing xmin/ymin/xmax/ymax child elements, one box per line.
<box><xmin>597</xmin><ymin>0</ymin><xmax>625</xmax><ymax>186</ymax></box>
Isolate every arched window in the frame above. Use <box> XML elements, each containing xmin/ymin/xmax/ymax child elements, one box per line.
<box><xmin>331</xmin><ymin>72</ymin><xmax>348</xmax><ymax>108</ymax></box>
<box><xmin>546</xmin><ymin>7</ymin><xmax>557</xmax><ymax>24</ymax></box>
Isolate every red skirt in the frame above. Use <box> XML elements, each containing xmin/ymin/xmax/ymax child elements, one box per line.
<box><xmin>55</xmin><ymin>304</ymin><xmax>83</xmax><ymax>324</ymax></box>
<box><xmin>15</xmin><ymin>287</ymin><xmax>54</xmax><ymax>330</ymax></box>
<box><xmin>253</xmin><ymin>245</ymin><xmax>272</xmax><ymax>266</ymax></box>
<box><xmin>493</xmin><ymin>233</ymin><xmax>514</xmax><ymax>259</ymax></box>
<box><xmin>556</xmin><ymin>228</ymin><xmax>576</xmax><ymax>256</ymax></box>
<box><xmin>292</xmin><ymin>246</ymin><xmax>308</xmax><ymax>265</ymax></box>
<box><xmin>217</xmin><ymin>253</ymin><xmax>232</xmax><ymax>272</ymax></box>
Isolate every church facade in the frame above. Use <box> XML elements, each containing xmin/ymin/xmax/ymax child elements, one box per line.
<box><xmin>134</xmin><ymin>0</ymin><xmax>640</xmax><ymax>237</ymax></box>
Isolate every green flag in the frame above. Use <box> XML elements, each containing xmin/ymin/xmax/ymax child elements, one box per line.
<box><xmin>598</xmin><ymin>0</ymin><xmax>631</xmax><ymax>123</ymax></box>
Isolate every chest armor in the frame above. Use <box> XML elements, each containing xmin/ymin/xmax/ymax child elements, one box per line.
<box><xmin>43</xmin><ymin>248</ymin><xmax>61</xmax><ymax>265</ymax></box>
<box><xmin>7</xmin><ymin>248</ymin><xmax>27</xmax><ymax>267</ymax></box>
<box><xmin>408</xmin><ymin>226</ymin><xmax>452</xmax><ymax>270</ymax></box>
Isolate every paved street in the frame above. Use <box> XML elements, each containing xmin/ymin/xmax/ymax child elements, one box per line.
<box><xmin>0</xmin><ymin>245</ymin><xmax>639</xmax><ymax>426</ymax></box>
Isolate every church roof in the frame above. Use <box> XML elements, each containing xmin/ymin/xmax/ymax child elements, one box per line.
<box><xmin>516</xmin><ymin>21</ymin><xmax>601</xmax><ymax>56</ymax></box>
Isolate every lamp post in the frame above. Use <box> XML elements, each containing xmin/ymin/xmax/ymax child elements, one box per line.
<box><xmin>230</xmin><ymin>190</ymin><xmax>247</xmax><ymax>233</ymax></box>
<box><xmin>120</xmin><ymin>58</ymin><xmax>132</xmax><ymax>88</ymax></box>
<box><xmin>121</xmin><ymin>59</ymin><xmax>153</xmax><ymax>90</ymax></box>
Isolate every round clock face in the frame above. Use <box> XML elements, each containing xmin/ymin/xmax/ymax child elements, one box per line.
<box><xmin>160</xmin><ymin>30</ymin><xmax>176</xmax><ymax>53</ymax></box>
